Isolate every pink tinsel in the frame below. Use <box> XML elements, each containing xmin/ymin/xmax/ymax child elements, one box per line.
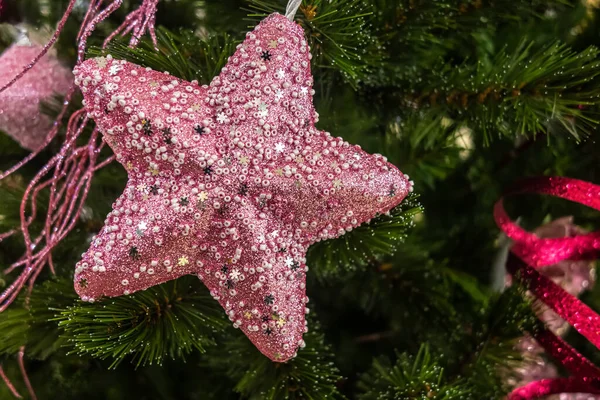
<box><xmin>0</xmin><ymin>0</ymin><xmax>160</xmax><ymax>397</ymax></box>
<box><xmin>0</xmin><ymin>0</ymin><xmax>160</xmax><ymax>312</ymax></box>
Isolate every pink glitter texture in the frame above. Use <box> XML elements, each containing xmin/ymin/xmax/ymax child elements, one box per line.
<box><xmin>73</xmin><ymin>13</ymin><xmax>412</xmax><ymax>361</ymax></box>
<box><xmin>494</xmin><ymin>176</ymin><xmax>600</xmax><ymax>399</ymax></box>
<box><xmin>0</xmin><ymin>44</ymin><xmax>72</xmax><ymax>150</ymax></box>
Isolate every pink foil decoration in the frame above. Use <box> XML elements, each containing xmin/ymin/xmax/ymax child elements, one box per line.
<box><xmin>0</xmin><ymin>44</ymin><xmax>72</xmax><ymax>150</ymax></box>
<box><xmin>494</xmin><ymin>176</ymin><xmax>600</xmax><ymax>399</ymax></box>
<box><xmin>72</xmin><ymin>13</ymin><xmax>412</xmax><ymax>361</ymax></box>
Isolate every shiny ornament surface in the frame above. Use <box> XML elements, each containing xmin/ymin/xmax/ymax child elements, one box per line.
<box><xmin>73</xmin><ymin>13</ymin><xmax>412</xmax><ymax>361</ymax></box>
<box><xmin>0</xmin><ymin>44</ymin><xmax>72</xmax><ymax>150</ymax></box>
<box><xmin>510</xmin><ymin>217</ymin><xmax>596</xmax><ymax>399</ymax></box>
<box><xmin>495</xmin><ymin>177</ymin><xmax>600</xmax><ymax>399</ymax></box>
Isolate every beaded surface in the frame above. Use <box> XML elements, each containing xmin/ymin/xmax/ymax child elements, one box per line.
<box><xmin>0</xmin><ymin>44</ymin><xmax>72</xmax><ymax>150</ymax></box>
<box><xmin>73</xmin><ymin>13</ymin><xmax>412</xmax><ymax>361</ymax></box>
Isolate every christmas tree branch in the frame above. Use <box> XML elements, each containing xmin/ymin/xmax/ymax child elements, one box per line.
<box><xmin>357</xmin><ymin>344</ymin><xmax>471</xmax><ymax>399</ymax></box>
<box><xmin>405</xmin><ymin>41</ymin><xmax>600</xmax><ymax>143</ymax></box>
<box><xmin>205</xmin><ymin>321</ymin><xmax>345</xmax><ymax>400</ymax></box>
<box><xmin>88</xmin><ymin>27</ymin><xmax>236</xmax><ymax>85</ymax></box>
<box><xmin>307</xmin><ymin>193</ymin><xmax>422</xmax><ymax>280</ymax></box>
<box><xmin>56</xmin><ymin>276</ymin><xmax>228</xmax><ymax>368</ymax></box>
<box><xmin>0</xmin><ymin>278</ymin><xmax>75</xmax><ymax>360</ymax></box>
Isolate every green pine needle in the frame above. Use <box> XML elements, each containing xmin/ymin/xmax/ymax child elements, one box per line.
<box><xmin>88</xmin><ymin>27</ymin><xmax>236</xmax><ymax>84</ymax></box>
<box><xmin>56</xmin><ymin>276</ymin><xmax>228</xmax><ymax>368</ymax></box>
<box><xmin>0</xmin><ymin>278</ymin><xmax>75</xmax><ymax>359</ymax></box>
<box><xmin>358</xmin><ymin>344</ymin><xmax>470</xmax><ymax>400</ymax></box>
<box><xmin>206</xmin><ymin>322</ymin><xmax>345</xmax><ymax>400</ymax></box>
<box><xmin>307</xmin><ymin>193</ymin><xmax>422</xmax><ymax>279</ymax></box>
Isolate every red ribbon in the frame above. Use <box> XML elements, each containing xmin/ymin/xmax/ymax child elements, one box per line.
<box><xmin>494</xmin><ymin>176</ymin><xmax>600</xmax><ymax>399</ymax></box>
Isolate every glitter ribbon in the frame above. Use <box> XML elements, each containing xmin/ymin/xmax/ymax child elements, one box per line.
<box><xmin>494</xmin><ymin>176</ymin><xmax>600</xmax><ymax>399</ymax></box>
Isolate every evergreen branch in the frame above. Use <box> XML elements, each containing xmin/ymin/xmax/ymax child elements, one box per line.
<box><xmin>457</xmin><ymin>284</ymin><xmax>538</xmax><ymax>397</ymax></box>
<box><xmin>206</xmin><ymin>322</ymin><xmax>345</xmax><ymax>400</ymax></box>
<box><xmin>247</xmin><ymin>0</ymin><xmax>382</xmax><ymax>86</ymax></box>
<box><xmin>306</xmin><ymin>193</ymin><xmax>422</xmax><ymax>279</ymax></box>
<box><xmin>357</xmin><ymin>344</ymin><xmax>471</xmax><ymax>400</ymax></box>
<box><xmin>0</xmin><ymin>278</ymin><xmax>75</xmax><ymax>359</ymax></box>
<box><xmin>88</xmin><ymin>27</ymin><xmax>236</xmax><ymax>84</ymax></box>
<box><xmin>56</xmin><ymin>276</ymin><xmax>228</xmax><ymax>368</ymax></box>
<box><xmin>366</xmin><ymin>0</ymin><xmax>572</xmax><ymax>68</ymax></box>
<box><xmin>401</xmin><ymin>41</ymin><xmax>600</xmax><ymax>143</ymax></box>
<box><xmin>383</xmin><ymin>109</ymin><xmax>467</xmax><ymax>189</ymax></box>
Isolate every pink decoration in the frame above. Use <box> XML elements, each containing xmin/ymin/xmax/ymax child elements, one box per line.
<box><xmin>73</xmin><ymin>13</ymin><xmax>412</xmax><ymax>361</ymax></box>
<box><xmin>0</xmin><ymin>44</ymin><xmax>72</xmax><ymax>150</ymax></box>
<box><xmin>509</xmin><ymin>217</ymin><xmax>596</xmax><ymax>396</ymax></box>
<box><xmin>103</xmin><ymin>0</ymin><xmax>159</xmax><ymax>49</ymax></box>
<box><xmin>0</xmin><ymin>0</ymin><xmax>161</xmax><ymax>312</ymax></box>
<box><xmin>494</xmin><ymin>176</ymin><xmax>600</xmax><ymax>399</ymax></box>
<box><xmin>1</xmin><ymin>1</ymin><xmax>160</xmax><ymax>397</ymax></box>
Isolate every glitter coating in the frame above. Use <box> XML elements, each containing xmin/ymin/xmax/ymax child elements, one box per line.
<box><xmin>0</xmin><ymin>44</ymin><xmax>72</xmax><ymax>150</ymax></box>
<box><xmin>73</xmin><ymin>13</ymin><xmax>412</xmax><ymax>362</ymax></box>
<box><xmin>511</xmin><ymin>218</ymin><xmax>597</xmax><ymax>396</ymax></box>
<box><xmin>495</xmin><ymin>176</ymin><xmax>600</xmax><ymax>399</ymax></box>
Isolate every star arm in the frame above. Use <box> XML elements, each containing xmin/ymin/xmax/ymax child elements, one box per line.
<box><xmin>200</xmin><ymin>13</ymin><xmax>413</xmax><ymax>245</ymax></box>
<box><xmin>270</xmin><ymin>127</ymin><xmax>413</xmax><ymax>245</ymax></box>
<box><xmin>74</xmin><ymin>178</ymin><xmax>212</xmax><ymax>301</ymax></box>
<box><xmin>74</xmin><ymin>55</ymin><xmax>218</xmax><ymax>174</ymax></box>
<box><xmin>194</xmin><ymin>200</ymin><xmax>308</xmax><ymax>362</ymax></box>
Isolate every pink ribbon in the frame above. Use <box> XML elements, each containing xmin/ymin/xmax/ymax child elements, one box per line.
<box><xmin>494</xmin><ymin>176</ymin><xmax>600</xmax><ymax>399</ymax></box>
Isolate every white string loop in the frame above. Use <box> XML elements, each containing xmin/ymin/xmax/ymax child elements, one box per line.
<box><xmin>285</xmin><ymin>0</ymin><xmax>302</xmax><ymax>21</ymax></box>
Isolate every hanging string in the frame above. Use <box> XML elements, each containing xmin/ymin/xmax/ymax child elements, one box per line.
<box><xmin>285</xmin><ymin>0</ymin><xmax>302</xmax><ymax>21</ymax></box>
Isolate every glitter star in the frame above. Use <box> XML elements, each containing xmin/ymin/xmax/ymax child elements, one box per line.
<box><xmin>264</xmin><ymin>294</ymin><xmax>275</xmax><ymax>305</ymax></box>
<box><xmin>230</xmin><ymin>269</ymin><xmax>241</xmax><ymax>280</ymax></box>
<box><xmin>73</xmin><ymin>13</ymin><xmax>411</xmax><ymax>363</ymax></box>
<box><xmin>269</xmin><ymin>40</ymin><xmax>278</xmax><ymax>49</ymax></box>
<box><xmin>276</xmin><ymin>317</ymin><xmax>286</xmax><ymax>328</ymax></box>
<box><xmin>177</xmin><ymin>256</ymin><xmax>189</xmax><ymax>266</ymax></box>
<box><xmin>94</xmin><ymin>57</ymin><xmax>107</xmax><ymax>68</ymax></box>
<box><xmin>261</xmin><ymin>51</ymin><xmax>272</xmax><ymax>61</ymax></box>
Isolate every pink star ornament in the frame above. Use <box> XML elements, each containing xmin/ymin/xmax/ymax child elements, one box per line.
<box><xmin>73</xmin><ymin>13</ymin><xmax>413</xmax><ymax>362</ymax></box>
